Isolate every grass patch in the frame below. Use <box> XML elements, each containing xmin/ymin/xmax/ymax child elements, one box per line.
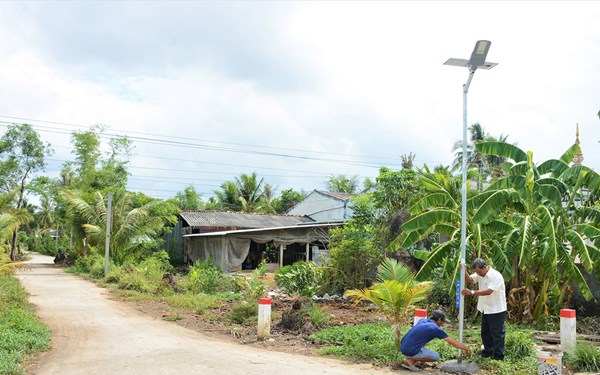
<box><xmin>311</xmin><ymin>321</ymin><xmax>544</xmax><ymax>374</ymax></box>
<box><xmin>0</xmin><ymin>273</ymin><xmax>51</xmax><ymax>375</ymax></box>
<box><xmin>565</xmin><ymin>341</ymin><xmax>600</xmax><ymax>373</ymax></box>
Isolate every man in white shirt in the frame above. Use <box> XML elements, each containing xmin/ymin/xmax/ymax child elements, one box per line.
<box><xmin>461</xmin><ymin>258</ymin><xmax>507</xmax><ymax>360</ymax></box>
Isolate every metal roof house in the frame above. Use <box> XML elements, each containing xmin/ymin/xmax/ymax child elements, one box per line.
<box><xmin>286</xmin><ymin>190</ymin><xmax>354</xmax><ymax>222</ymax></box>
<box><xmin>177</xmin><ymin>211</ymin><xmax>341</xmax><ymax>272</ymax></box>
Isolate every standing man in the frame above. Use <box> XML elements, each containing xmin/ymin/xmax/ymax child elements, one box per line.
<box><xmin>400</xmin><ymin>310</ymin><xmax>472</xmax><ymax>372</ymax></box>
<box><xmin>461</xmin><ymin>258</ymin><xmax>507</xmax><ymax>360</ymax></box>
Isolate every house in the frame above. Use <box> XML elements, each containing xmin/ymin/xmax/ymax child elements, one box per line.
<box><xmin>286</xmin><ymin>190</ymin><xmax>353</xmax><ymax>222</ymax></box>
<box><xmin>177</xmin><ymin>211</ymin><xmax>341</xmax><ymax>272</ymax></box>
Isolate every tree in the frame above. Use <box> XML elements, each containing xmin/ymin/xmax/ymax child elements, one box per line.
<box><xmin>61</xmin><ymin>189</ymin><xmax>178</xmax><ymax>264</ymax></box>
<box><xmin>65</xmin><ymin>126</ymin><xmax>131</xmax><ymax>192</ymax></box>
<box><xmin>344</xmin><ymin>258</ymin><xmax>433</xmax><ymax>346</ymax></box>
<box><xmin>271</xmin><ymin>188</ymin><xmax>305</xmax><ymax>214</ymax></box>
<box><xmin>174</xmin><ymin>184</ymin><xmax>204</xmax><ymax>210</ymax></box>
<box><xmin>326</xmin><ymin>174</ymin><xmax>359</xmax><ymax>194</ymax></box>
<box><xmin>471</xmin><ymin>141</ymin><xmax>600</xmax><ymax>320</ymax></box>
<box><xmin>401</xmin><ymin>152</ymin><xmax>416</xmax><ymax>170</ymax></box>
<box><xmin>213</xmin><ymin>173</ymin><xmax>272</xmax><ymax>213</ymax></box>
<box><xmin>451</xmin><ymin>123</ymin><xmax>510</xmax><ymax>183</ymax></box>
<box><xmin>0</xmin><ymin>124</ymin><xmax>53</xmax><ymax>260</ymax></box>
<box><xmin>398</xmin><ymin>141</ymin><xmax>600</xmax><ymax>322</ymax></box>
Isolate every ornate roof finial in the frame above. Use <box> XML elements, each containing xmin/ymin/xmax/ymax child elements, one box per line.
<box><xmin>573</xmin><ymin>123</ymin><xmax>584</xmax><ymax>165</ymax></box>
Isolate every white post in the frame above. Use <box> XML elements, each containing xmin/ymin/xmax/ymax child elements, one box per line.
<box><xmin>560</xmin><ymin>309</ymin><xmax>576</xmax><ymax>353</ymax></box>
<box><xmin>305</xmin><ymin>243</ymin><xmax>310</xmax><ymax>261</ymax></box>
<box><xmin>414</xmin><ymin>308</ymin><xmax>428</xmax><ymax>326</ymax></box>
<box><xmin>257</xmin><ymin>297</ymin><xmax>272</xmax><ymax>341</ymax></box>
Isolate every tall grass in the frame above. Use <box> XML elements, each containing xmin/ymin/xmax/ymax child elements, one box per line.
<box><xmin>0</xmin><ymin>273</ymin><xmax>51</xmax><ymax>375</ymax></box>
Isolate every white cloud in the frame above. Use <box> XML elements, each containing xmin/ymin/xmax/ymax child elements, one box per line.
<box><xmin>0</xmin><ymin>1</ymin><xmax>598</xmax><ymax>200</ymax></box>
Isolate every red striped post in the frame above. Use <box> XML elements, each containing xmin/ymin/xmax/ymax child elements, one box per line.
<box><xmin>560</xmin><ymin>309</ymin><xmax>576</xmax><ymax>352</ymax></box>
<box><xmin>414</xmin><ymin>308</ymin><xmax>428</xmax><ymax>326</ymax></box>
<box><xmin>257</xmin><ymin>297</ymin><xmax>272</xmax><ymax>341</ymax></box>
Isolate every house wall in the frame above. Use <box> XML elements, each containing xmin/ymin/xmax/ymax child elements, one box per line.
<box><xmin>287</xmin><ymin>191</ymin><xmax>352</xmax><ymax>222</ymax></box>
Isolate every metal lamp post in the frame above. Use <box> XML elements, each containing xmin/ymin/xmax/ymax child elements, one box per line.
<box><xmin>444</xmin><ymin>40</ymin><xmax>497</xmax><ymax>362</ymax></box>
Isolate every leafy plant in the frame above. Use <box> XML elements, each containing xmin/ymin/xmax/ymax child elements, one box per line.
<box><xmin>308</xmin><ymin>302</ymin><xmax>330</xmax><ymax>329</ymax></box>
<box><xmin>504</xmin><ymin>331</ymin><xmax>535</xmax><ymax>360</ymax></box>
<box><xmin>565</xmin><ymin>341</ymin><xmax>600</xmax><ymax>372</ymax></box>
<box><xmin>310</xmin><ymin>322</ymin><xmax>402</xmax><ymax>364</ymax></box>
<box><xmin>187</xmin><ymin>262</ymin><xmax>223</xmax><ymax>295</ymax></box>
<box><xmin>275</xmin><ymin>261</ymin><xmax>324</xmax><ymax>297</ymax></box>
<box><xmin>235</xmin><ymin>260</ymin><xmax>267</xmax><ymax>302</ymax></box>
<box><xmin>344</xmin><ymin>258</ymin><xmax>432</xmax><ymax>346</ymax></box>
<box><xmin>228</xmin><ymin>300</ymin><xmax>258</xmax><ymax>324</ymax></box>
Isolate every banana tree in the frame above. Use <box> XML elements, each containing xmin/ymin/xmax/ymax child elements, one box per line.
<box><xmin>471</xmin><ymin>141</ymin><xmax>600</xmax><ymax>320</ymax></box>
<box><xmin>344</xmin><ymin>258</ymin><xmax>433</xmax><ymax>346</ymax></box>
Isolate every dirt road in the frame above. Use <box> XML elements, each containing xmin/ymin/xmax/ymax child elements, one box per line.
<box><xmin>16</xmin><ymin>253</ymin><xmax>399</xmax><ymax>375</ymax></box>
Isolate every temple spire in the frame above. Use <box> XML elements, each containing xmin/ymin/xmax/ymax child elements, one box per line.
<box><xmin>572</xmin><ymin>123</ymin><xmax>584</xmax><ymax>165</ymax></box>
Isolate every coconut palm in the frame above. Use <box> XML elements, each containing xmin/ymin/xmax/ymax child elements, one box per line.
<box><xmin>61</xmin><ymin>189</ymin><xmax>176</xmax><ymax>264</ymax></box>
<box><xmin>344</xmin><ymin>258</ymin><xmax>433</xmax><ymax>346</ymax></box>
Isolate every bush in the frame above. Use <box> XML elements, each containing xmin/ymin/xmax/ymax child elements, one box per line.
<box><xmin>566</xmin><ymin>341</ymin><xmax>600</xmax><ymax>372</ymax></box>
<box><xmin>228</xmin><ymin>301</ymin><xmax>258</xmax><ymax>324</ymax></box>
<box><xmin>309</xmin><ymin>302</ymin><xmax>330</xmax><ymax>329</ymax></box>
<box><xmin>71</xmin><ymin>254</ymin><xmax>107</xmax><ymax>278</ymax></box>
<box><xmin>187</xmin><ymin>261</ymin><xmax>224</xmax><ymax>294</ymax></box>
<box><xmin>505</xmin><ymin>330</ymin><xmax>535</xmax><ymax>360</ymax></box>
<box><xmin>275</xmin><ymin>261</ymin><xmax>324</xmax><ymax>297</ymax></box>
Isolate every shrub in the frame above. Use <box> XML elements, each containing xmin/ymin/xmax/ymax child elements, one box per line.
<box><xmin>71</xmin><ymin>254</ymin><xmax>106</xmax><ymax>278</ymax></box>
<box><xmin>235</xmin><ymin>260</ymin><xmax>268</xmax><ymax>301</ymax></box>
<box><xmin>505</xmin><ymin>330</ymin><xmax>535</xmax><ymax>360</ymax></box>
<box><xmin>309</xmin><ymin>302</ymin><xmax>330</xmax><ymax>329</ymax></box>
<box><xmin>187</xmin><ymin>262</ymin><xmax>224</xmax><ymax>294</ymax></box>
<box><xmin>566</xmin><ymin>341</ymin><xmax>600</xmax><ymax>372</ymax></box>
<box><xmin>228</xmin><ymin>301</ymin><xmax>258</xmax><ymax>324</ymax></box>
<box><xmin>274</xmin><ymin>261</ymin><xmax>324</xmax><ymax>297</ymax></box>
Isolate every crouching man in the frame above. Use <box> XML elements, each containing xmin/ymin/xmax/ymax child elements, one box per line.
<box><xmin>399</xmin><ymin>310</ymin><xmax>471</xmax><ymax>372</ymax></box>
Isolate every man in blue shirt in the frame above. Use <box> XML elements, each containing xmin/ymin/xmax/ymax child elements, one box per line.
<box><xmin>400</xmin><ymin>310</ymin><xmax>472</xmax><ymax>372</ymax></box>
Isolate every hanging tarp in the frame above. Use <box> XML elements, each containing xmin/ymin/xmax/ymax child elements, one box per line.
<box><xmin>183</xmin><ymin>224</ymin><xmax>340</xmax><ymax>272</ymax></box>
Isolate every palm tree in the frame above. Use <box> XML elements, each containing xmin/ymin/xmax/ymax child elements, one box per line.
<box><xmin>61</xmin><ymin>189</ymin><xmax>176</xmax><ymax>264</ymax></box>
<box><xmin>326</xmin><ymin>174</ymin><xmax>359</xmax><ymax>194</ymax></box>
<box><xmin>344</xmin><ymin>258</ymin><xmax>433</xmax><ymax>346</ymax></box>
<box><xmin>235</xmin><ymin>173</ymin><xmax>267</xmax><ymax>212</ymax></box>
<box><xmin>452</xmin><ymin>123</ymin><xmax>510</xmax><ymax>186</ymax></box>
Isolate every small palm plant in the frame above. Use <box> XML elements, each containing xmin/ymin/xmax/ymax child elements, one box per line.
<box><xmin>344</xmin><ymin>258</ymin><xmax>433</xmax><ymax>346</ymax></box>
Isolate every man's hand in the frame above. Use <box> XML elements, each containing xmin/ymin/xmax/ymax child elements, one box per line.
<box><xmin>460</xmin><ymin>288</ymin><xmax>472</xmax><ymax>296</ymax></box>
<box><xmin>464</xmin><ymin>347</ymin><xmax>472</xmax><ymax>358</ymax></box>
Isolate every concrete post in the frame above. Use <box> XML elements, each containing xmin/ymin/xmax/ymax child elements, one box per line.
<box><xmin>414</xmin><ymin>308</ymin><xmax>428</xmax><ymax>326</ymax></box>
<box><xmin>560</xmin><ymin>309</ymin><xmax>576</xmax><ymax>353</ymax></box>
<box><xmin>257</xmin><ymin>297</ymin><xmax>272</xmax><ymax>341</ymax></box>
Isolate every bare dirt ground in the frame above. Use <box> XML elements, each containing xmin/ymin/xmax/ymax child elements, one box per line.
<box><xmin>15</xmin><ymin>253</ymin><xmax>409</xmax><ymax>375</ymax></box>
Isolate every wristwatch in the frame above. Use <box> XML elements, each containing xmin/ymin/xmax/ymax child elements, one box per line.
<box><xmin>471</xmin><ymin>290</ymin><xmax>475</xmax><ymax>295</ymax></box>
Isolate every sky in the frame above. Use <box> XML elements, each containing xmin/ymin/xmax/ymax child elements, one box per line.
<box><xmin>0</xmin><ymin>1</ymin><xmax>598</xmax><ymax>202</ymax></box>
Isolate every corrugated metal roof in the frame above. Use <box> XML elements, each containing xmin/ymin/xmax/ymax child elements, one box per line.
<box><xmin>179</xmin><ymin>210</ymin><xmax>313</xmax><ymax>229</ymax></box>
<box><xmin>315</xmin><ymin>190</ymin><xmax>352</xmax><ymax>201</ymax></box>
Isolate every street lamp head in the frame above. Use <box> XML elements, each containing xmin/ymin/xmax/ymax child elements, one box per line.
<box><xmin>444</xmin><ymin>40</ymin><xmax>498</xmax><ymax>71</ymax></box>
<box><xmin>469</xmin><ymin>40</ymin><xmax>491</xmax><ymax>68</ymax></box>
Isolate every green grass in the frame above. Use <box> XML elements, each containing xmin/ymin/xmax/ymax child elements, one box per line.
<box><xmin>565</xmin><ymin>341</ymin><xmax>600</xmax><ymax>373</ymax></box>
<box><xmin>0</xmin><ymin>274</ymin><xmax>51</xmax><ymax>375</ymax></box>
<box><xmin>311</xmin><ymin>321</ymin><xmax>543</xmax><ymax>374</ymax></box>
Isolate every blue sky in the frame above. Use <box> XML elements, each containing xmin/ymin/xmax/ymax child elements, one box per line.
<box><xmin>0</xmin><ymin>1</ymin><xmax>598</xmax><ymax>200</ymax></box>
